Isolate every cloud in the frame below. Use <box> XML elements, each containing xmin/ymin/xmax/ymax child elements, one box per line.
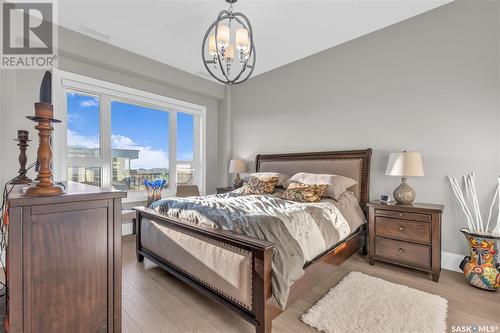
<box><xmin>111</xmin><ymin>134</ymin><xmax>135</xmax><ymax>148</ymax></box>
<box><xmin>67</xmin><ymin>112</ymin><xmax>83</xmax><ymax>124</ymax></box>
<box><xmin>80</xmin><ymin>98</ymin><xmax>98</xmax><ymax>108</ymax></box>
<box><xmin>67</xmin><ymin>131</ymin><xmax>169</xmax><ymax>170</ymax></box>
<box><xmin>68</xmin><ymin>130</ymin><xmax>99</xmax><ymax>148</ymax></box>
<box><xmin>111</xmin><ymin>134</ymin><xmax>169</xmax><ymax>169</ymax></box>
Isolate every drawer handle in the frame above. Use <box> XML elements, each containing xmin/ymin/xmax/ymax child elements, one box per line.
<box><xmin>398</xmin><ymin>248</ymin><xmax>404</xmax><ymax>254</ymax></box>
<box><xmin>399</xmin><ymin>226</ymin><xmax>405</xmax><ymax>231</ymax></box>
<box><xmin>398</xmin><ymin>212</ymin><xmax>404</xmax><ymax>217</ymax></box>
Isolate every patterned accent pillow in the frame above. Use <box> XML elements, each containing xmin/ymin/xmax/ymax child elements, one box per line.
<box><xmin>242</xmin><ymin>176</ymin><xmax>279</xmax><ymax>195</ymax></box>
<box><xmin>243</xmin><ymin>172</ymin><xmax>290</xmax><ymax>187</ymax></box>
<box><xmin>281</xmin><ymin>183</ymin><xmax>327</xmax><ymax>203</ymax></box>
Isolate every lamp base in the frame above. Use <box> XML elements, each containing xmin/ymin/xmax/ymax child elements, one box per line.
<box><xmin>233</xmin><ymin>174</ymin><xmax>244</xmax><ymax>188</ymax></box>
<box><xmin>393</xmin><ymin>177</ymin><xmax>416</xmax><ymax>205</ymax></box>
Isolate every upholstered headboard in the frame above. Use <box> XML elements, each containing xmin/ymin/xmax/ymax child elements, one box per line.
<box><xmin>255</xmin><ymin>149</ymin><xmax>372</xmax><ymax>212</ymax></box>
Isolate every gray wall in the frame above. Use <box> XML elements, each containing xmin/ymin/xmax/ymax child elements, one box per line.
<box><xmin>0</xmin><ymin>26</ymin><xmax>228</xmax><ymax>195</ymax></box>
<box><xmin>230</xmin><ymin>0</ymin><xmax>500</xmax><ymax>255</ymax></box>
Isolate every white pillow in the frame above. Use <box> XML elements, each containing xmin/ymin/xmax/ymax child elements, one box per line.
<box><xmin>243</xmin><ymin>172</ymin><xmax>290</xmax><ymax>187</ymax></box>
<box><xmin>283</xmin><ymin>172</ymin><xmax>357</xmax><ymax>200</ymax></box>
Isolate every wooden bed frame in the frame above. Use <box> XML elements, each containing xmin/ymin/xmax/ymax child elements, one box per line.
<box><xmin>135</xmin><ymin>149</ymin><xmax>372</xmax><ymax>333</ymax></box>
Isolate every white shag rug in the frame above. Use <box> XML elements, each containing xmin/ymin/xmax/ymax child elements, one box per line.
<box><xmin>302</xmin><ymin>271</ymin><xmax>448</xmax><ymax>333</ymax></box>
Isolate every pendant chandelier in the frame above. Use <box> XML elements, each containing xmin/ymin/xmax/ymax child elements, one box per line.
<box><xmin>201</xmin><ymin>0</ymin><xmax>256</xmax><ymax>85</ymax></box>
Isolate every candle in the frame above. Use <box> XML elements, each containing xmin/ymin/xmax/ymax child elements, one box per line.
<box><xmin>17</xmin><ymin>130</ymin><xmax>29</xmax><ymax>141</ymax></box>
<box><xmin>39</xmin><ymin>71</ymin><xmax>52</xmax><ymax>104</ymax></box>
<box><xmin>236</xmin><ymin>27</ymin><xmax>249</xmax><ymax>51</ymax></box>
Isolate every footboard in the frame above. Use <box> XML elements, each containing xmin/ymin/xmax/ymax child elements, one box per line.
<box><xmin>134</xmin><ymin>207</ymin><xmax>275</xmax><ymax>333</ymax></box>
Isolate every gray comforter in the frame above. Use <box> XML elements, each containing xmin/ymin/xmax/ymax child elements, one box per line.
<box><xmin>151</xmin><ymin>191</ymin><xmax>364</xmax><ymax>309</ymax></box>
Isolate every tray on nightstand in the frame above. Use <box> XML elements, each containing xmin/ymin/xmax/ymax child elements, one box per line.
<box><xmin>216</xmin><ymin>186</ymin><xmax>235</xmax><ymax>194</ymax></box>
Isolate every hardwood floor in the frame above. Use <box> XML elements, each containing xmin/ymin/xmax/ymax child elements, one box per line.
<box><xmin>122</xmin><ymin>235</ymin><xmax>500</xmax><ymax>333</ymax></box>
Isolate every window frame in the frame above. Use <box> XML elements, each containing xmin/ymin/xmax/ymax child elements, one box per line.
<box><xmin>52</xmin><ymin>69</ymin><xmax>207</xmax><ymax>200</ymax></box>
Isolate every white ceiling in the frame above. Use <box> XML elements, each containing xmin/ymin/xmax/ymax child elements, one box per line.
<box><xmin>59</xmin><ymin>0</ymin><xmax>453</xmax><ymax>82</ymax></box>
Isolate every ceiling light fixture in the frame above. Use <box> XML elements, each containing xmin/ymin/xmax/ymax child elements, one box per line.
<box><xmin>201</xmin><ymin>0</ymin><xmax>256</xmax><ymax>85</ymax></box>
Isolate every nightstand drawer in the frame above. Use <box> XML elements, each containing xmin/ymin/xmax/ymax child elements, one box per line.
<box><xmin>374</xmin><ymin>209</ymin><xmax>431</xmax><ymax>222</ymax></box>
<box><xmin>375</xmin><ymin>216</ymin><xmax>431</xmax><ymax>244</ymax></box>
<box><xmin>375</xmin><ymin>237</ymin><xmax>431</xmax><ymax>268</ymax></box>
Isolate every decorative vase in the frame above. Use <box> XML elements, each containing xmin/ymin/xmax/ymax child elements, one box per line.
<box><xmin>144</xmin><ymin>178</ymin><xmax>167</xmax><ymax>206</ymax></box>
<box><xmin>146</xmin><ymin>190</ymin><xmax>162</xmax><ymax>207</ymax></box>
<box><xmin>459</xmin><ymin>228</ymin><xmax>500</xmax><ymax>291</ymax></box>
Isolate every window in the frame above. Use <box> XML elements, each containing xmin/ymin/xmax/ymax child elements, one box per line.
<box><xmin>67</xmin><ymin>91</ymin><xmax>100</xmax><ymax>158</ymax></box>
<box><xmin>66</xmin><ymin>91</ymin><xmax>103</xmax><ymax>187</ymax></box>
<box><xmin>111</xmin><ymin>101</ymin><xmax>169</xmax><ymax>195</ymax></box>
<box><xmin>176</xmin><ymin>112</ymin><xmax>195</xmax><ymax>185</ymax></box>
<box><xmin>53</xmin><ymin>70</ymin><xmax>206</xmax><ymax>202</ymax></box>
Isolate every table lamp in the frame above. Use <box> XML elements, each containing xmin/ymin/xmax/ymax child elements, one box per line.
<box><xmin>229</xmin><ymin>159</ymin><xmax>247</xmax><ymax>188</ymax></box>
<box><xmin>385</xmin><ymin>151</ymin><xmax>424</xmax><ymax>204</ymax></box>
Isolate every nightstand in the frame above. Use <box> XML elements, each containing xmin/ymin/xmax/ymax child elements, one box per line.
<box><xmin>367</xmin><ymin>201</ymin><xmax>444</xmax><ymax>282</ymax></box>
<box><xmin>216</xmin><ymin>186</ymin><xmax>235</xmax><ymax>194</ymax></box>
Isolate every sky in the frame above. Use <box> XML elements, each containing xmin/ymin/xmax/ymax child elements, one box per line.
<box><xmin>67</xmin><ymin>91</ymin><xmax>194</xmax><ymax>169</ymax></box>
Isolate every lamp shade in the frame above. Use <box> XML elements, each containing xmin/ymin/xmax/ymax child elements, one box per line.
<box><xmin>229</xmin><ymin>159</ymin><xmax>247</xmax><ymax>174</ymax></box>
<box><xmin>385</xmin><ymin>152</ymin><xmax>424</xmax><ymax>177</ymax></box>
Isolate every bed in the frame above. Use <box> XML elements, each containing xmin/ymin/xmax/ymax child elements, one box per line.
<box><xmin>134</xmin><ymin>149</ymin><xmax>372</xmax><ymax>333</ymax></box>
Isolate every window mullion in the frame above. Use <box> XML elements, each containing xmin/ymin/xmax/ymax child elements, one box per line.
<box><xmin>169</xmin><ymin>111</ymin><xmax>177</xmax><ymax>194</ymax></box>
<box><xmin>200</xmin><ymin>114</ymin><xmax>207</xmax><ymax>195</ymax></box>
<box><xmin>52</xmin><ymin>81</ymin><xmax>68</xmax><ymax>182</ymax></box>
<box><xmin>193</xmin><ymin>116</ymin><xmax>200</xmax><ymax>190</ymax></box>
<box><xmin>101</xmin><ymin>95</ymin><xmax>112</xmax><ymax>188</ymax></box>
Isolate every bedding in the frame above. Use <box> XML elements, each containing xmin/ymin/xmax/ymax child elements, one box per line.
<box><xmin>144</xmin><ymin>190</ymin><xmax>365</xmax><ymax>309</ymax></box>
<box><xmin>284</xmin><ymin>172</ymin><xmax>358</xmax><ymax>200</ymax></box>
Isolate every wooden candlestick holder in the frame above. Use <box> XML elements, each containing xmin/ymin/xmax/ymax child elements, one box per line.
<box><xmin>10</xmin><ymin>130</ymin><xmax>33</xmax><ymax>185</ymax></box>
<box><xmin>25</xmin><ymin>102</ymin><xmax>64</xmax><ymax>196</ymax></box>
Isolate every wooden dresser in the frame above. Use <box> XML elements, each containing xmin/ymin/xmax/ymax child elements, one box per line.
<box><xmin>6</xmin><ymin>182</ymin><xmax>126</xmax><ymax>332</ymax></box>
<box><xmin>367</xmin><ymin>201</ymin><xmax>444</xmax><ymax>282</ymax></box>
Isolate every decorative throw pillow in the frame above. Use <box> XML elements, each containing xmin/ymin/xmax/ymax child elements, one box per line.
<box><xmin>243</xmin><ymin>172</ymin><xmax>290</xmax><ymax>187</ymax></box>
<box><xmin>242</xmin><ymin>176</ymin><xmax>279</xmax><ymax>195</ymax></box>
<box><xmin>283</xmin><ymin>173</ymin><xmax>357</xmax><ymax>200</ymax></box>
<box><xmin>281</xmin><ymin>183</ymin><xmax>327</xmax><ymax>203</ymax></box>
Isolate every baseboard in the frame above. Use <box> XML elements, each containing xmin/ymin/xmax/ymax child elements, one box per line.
<box><xmin>122</xmin><ymin>223</ymin><xmax>133</xmax><ymax>236</ymax></box>
<box><xmin>442</xmin><ymin>251</ymin><xmax>465</xmax><ymax>273</ymax></box>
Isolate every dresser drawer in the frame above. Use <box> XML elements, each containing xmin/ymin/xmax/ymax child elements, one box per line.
<box><xmin>375</xmin><ymin>216</ymin><xmax>431</xmax><ymax>244</ymax></box>
<box><xmin>374</xmin><ymin>209</ymin><xmax>431</xmax><ymax>222</ymax></box>
<box><xmin>375</xmin><ymin>237</ymin><xmax>431</xmax><ymax>268</ymax></box>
